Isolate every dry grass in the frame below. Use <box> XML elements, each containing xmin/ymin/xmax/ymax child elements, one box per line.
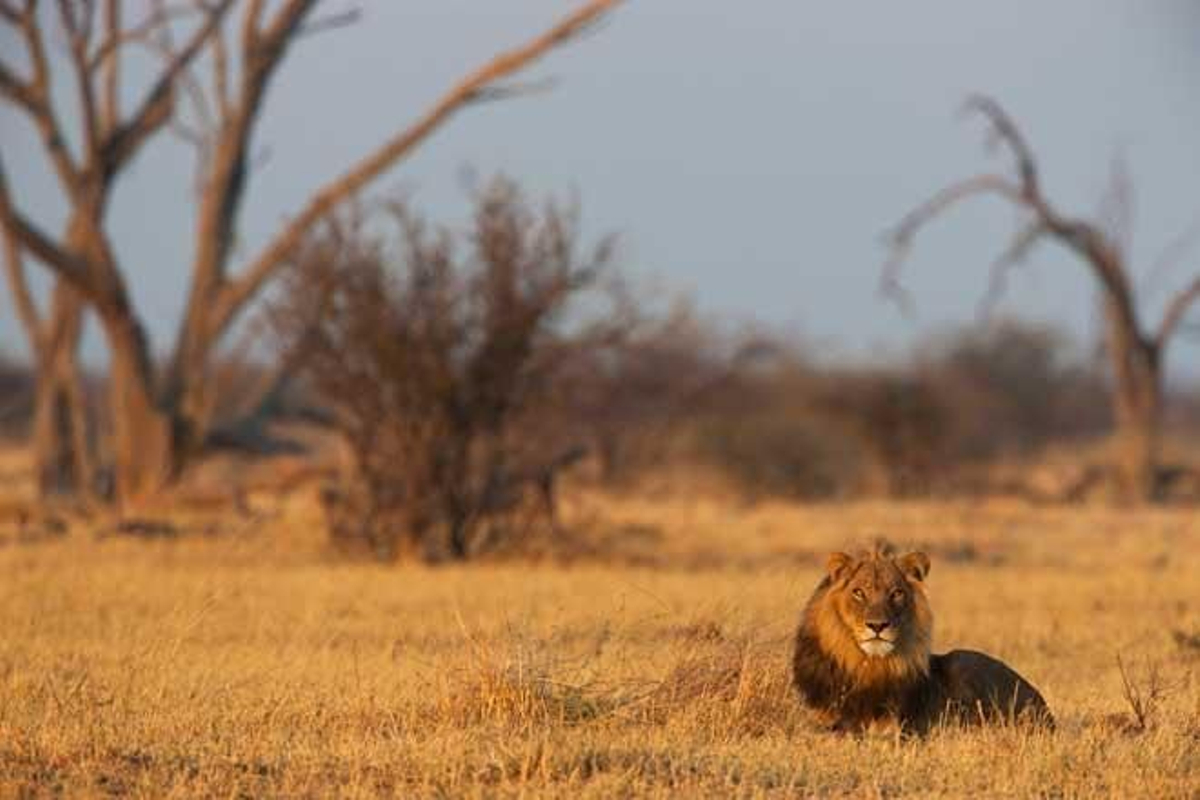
<box><xmin>0</xmin><ymin>450</ymin><xmax>1198</xmax><ymax>797</ymax></box>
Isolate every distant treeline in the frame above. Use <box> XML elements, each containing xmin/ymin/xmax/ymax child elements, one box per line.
<box><xmin>4</xmin><ymin>316</ymin><xmax>1197</xmax><ymax>501</ymax></box>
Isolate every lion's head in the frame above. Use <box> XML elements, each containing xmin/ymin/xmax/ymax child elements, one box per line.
<box><xmin>804</xmin><ymin>543</ymin><xmax>933</xmax><ymax>686</ymax></box>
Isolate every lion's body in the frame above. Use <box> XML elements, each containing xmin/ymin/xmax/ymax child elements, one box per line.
<box><xmin>792</xmin><ymin>547</ymin><xmax>1053</xmax><ymax>735</ymax></box>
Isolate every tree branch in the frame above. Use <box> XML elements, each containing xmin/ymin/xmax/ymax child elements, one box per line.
<box><xmin>885</xmin><ymin>95</ymin><xmax>1144</xmax><ymax>343</ymax></box>
<box><xmin>57</xmin><ymin>0</ymin><xmax>102</xmax><ymax>161</ymax></box>
<box><xmin>963</xmin><ymin>94</ymin><xmax>1042</xmax><ymax>203</ymax></box>
<box><xmin>0</xmin><ymin>60</ymin><xmax>41</xmax><ymax>114</ymax></box>
<box><xmin>100</xmin><ymin>0</ymin><xmax>121</xmax><ymax>134</ymax></box>
<box><xmin>210</xmin><ymin>3</ymin><xmax>230</xmax><ymax>119</ymax></box>
<box><xmin>977</xmin><ymin>218</ymin><xmax>1046</xmax><ymax>318</ymax></box>
<box><xmin>102</xmin><ymin>0</ymin><xmax>235</xmax><ymax>174</ymax></box>
<box><xmin>295</xmin><ymin>7</ymin><xmax>359</xmax><ymax>39</ymax></box>
<box><xmin>10</xmin><ymin>5</ymin><xmax>81</xmax><ymax>192</ymax></box>
<box><xmin>87</xmin><ymin>2</ymin><xmax>198</xmax><ymax>72</ymax></box>
<box><xmin>1158</xmin><ymin>276</ymin><xmax>1200</xmax><ymax>351</ymax></box>
<box><xmin>165</xmin><ymin>0</ymin><xmax>320</xmax><ymax>378</ymax></box>
<box><xmin>211</xmin><ymin>0</ymin><xmax>623</xmax><ymax>339</ymax></box>
<box><xmin>0</xmin><ymin>159</ymin><xmax>91</xmax><ymax>291</ymax></box>
<box><xmin>240</xmin><ymin>0</ymin><xmax>267</xmax><ymax>52</ymax></box>
<box><xmin>1</xmin><ymin>219</ymin><xmax>45</xmax><ymax>357</ymax></box>
<box><xmin>881</xmin><ymin>173</ymin><xmax>1026</xmax><ymax>309</ymax></box>
<box><xmin>257</xmin><ymin>0</ymin><xmax>317</xmax><ymax>54</ymax></box>
<box><xmin>1144</xmin><ymin>217</ymin><xmax>1200</xmax><ymax>295</ymax></box>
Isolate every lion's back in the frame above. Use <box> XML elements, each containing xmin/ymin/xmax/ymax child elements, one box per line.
<box><xmin>912</xmin><ymin>649</ymin><xmax>1054</xmax><ymax>731</ymax></box>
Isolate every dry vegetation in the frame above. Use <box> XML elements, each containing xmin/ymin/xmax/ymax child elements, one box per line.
<box><xmin>1</xmin><ymin>449</ymin><xmax>1197</xmax><ymax>798</ymax></box>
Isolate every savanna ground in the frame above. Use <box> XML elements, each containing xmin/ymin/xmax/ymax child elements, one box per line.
<box><xmin>0</xmin><ymin>448</ymin><xmax>1197</xmax><ymax>798</ymax></box>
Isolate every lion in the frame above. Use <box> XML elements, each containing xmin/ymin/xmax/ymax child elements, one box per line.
<box><xmin>792</xmin><ymin>543</ymin><xmax>1053</xmax><ymax>735</ymax></box>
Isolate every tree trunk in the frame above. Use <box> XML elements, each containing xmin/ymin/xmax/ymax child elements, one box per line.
<box><xmin>30</xmin><ymin>284</ymin><xmax>95</xmax><ymax>499</ymax></box>
<box><xmin>32</xmin><ymin>366</ymin><xmax>77</xmax><ymax>496</ymax></box>
<box><xmin>100</xmin><ymin>312</ymin><xmax>175</xmax><ymax>505</ymax></box>
<box><xmin>1111</xmin><ymin>341</ymin><xmax>1162</xmax><ymax>503</ymax></box>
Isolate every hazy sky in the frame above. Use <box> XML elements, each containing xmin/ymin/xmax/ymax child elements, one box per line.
<box><xmin>3</xmin><ymin>1</ymin><xmax>1199</xmax><ymax>380</ymax></box>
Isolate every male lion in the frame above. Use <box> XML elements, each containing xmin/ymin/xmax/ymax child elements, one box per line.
<box><xmin>792</xmin><ymin>543</ymin><xmax>1053</xmax><ymax>734</ymax></box>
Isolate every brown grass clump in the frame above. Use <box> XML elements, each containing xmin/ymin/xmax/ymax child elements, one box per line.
<box><xmin>428</xmin><ymin>627</ymin><xmax>617</xmax><ymax>731</ymax></box>
<box><xmin>633</xmin><ymin>633</ymin><xmax>802</xmax><ymax>738</ymax></box>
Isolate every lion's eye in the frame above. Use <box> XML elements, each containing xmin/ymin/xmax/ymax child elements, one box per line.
<box><xmin>891</xmin><ymin>589</ymin><xmax>906</xmax><ymax>603</ymax></box>
<box><xmin>852</xmin><ymin>588</ymin><xmax>867</xmax><ymax>602</ymax></box>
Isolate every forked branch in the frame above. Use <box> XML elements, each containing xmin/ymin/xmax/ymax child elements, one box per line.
<box><xmin>210</xmin><ymin>0</ymin><xmax>623</xmax><ymax>339</ymax></box>
<box><xmin>1158</xmin><ymin>277</ymin><xmax>1200</xmax><ymax>351</ymax></box>
<box><xmin>882</xmin><ymin>95</ymin><xmax>1140</xmax><ymax>340</ymax></box>
<box><xmin>102</xmin><ymin>0</ymin><xmax>235</xmax><ymax>172</ymax></box>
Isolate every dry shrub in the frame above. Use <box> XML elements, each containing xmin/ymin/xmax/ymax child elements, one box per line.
<box><xmin>806</xmin><ymin>368</ymin><xmax>950</xmax><ymax>497</ymax></box>
<box><xmin>696</xmin><ymin>404</ymin><xmax>862</xmax><ymax>500</ymax></box>
<box><xmin>562</xmin><ymin>298</ymin><xmax>736</xmax><ymax>484</ymax></box>
<box><xmin>427</xmin><ymin>629</ymin><xmax>618</xmax><ymax>731</ymax></box>
<box><xmin>419</xmin><ymin>617</ymin><xmax>800</xmax><ymax>739</ymax></box>
<box><xmin>692</xmin><ymin>357</ymin><xmax>946</xmax><ymax>500</ymax></box>
<box><xmin>272</xmin><ymin>178</ymin><xmax>617</xmax><ymax>560</ymax></box>
<box><xmin>636</xmin><ymin>633</ymin><xmax>800</xmax><ymax>736</ymax></box>
<box><xmin>1170</xmin><ymin>628</ymin><xmax>1200</xmax><ymax>656</ymax></box>
<box><xmin>1115</xmin><ymin>654</ymin><xmax>1170</xmax><ymax>734</ymax></box>
<box><xmin>690</xmin><ymin>321</ymin><xmax>1117</xmax><ymax>500</ymax></box>
<box><xmin>919</xmin><ymin>320</ymin><xmax>1110</xmax><ymax>461</ymax></box>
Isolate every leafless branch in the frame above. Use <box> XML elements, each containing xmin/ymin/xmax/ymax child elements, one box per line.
<box><xmin>881</xmin><ymin>173</ymin><xmax>1025</xmax><ymax>309</ymax></box>
<box><xmin>1144</xmin><ymin>217</ymin><xmax>1200</xmax><ymax>295</ymax></box>
<box><xmin>103</xmin><ymin>0</ymin><xmax>234</xmax><ymax>173</ymax></box>
<box><xmin>87</xmin><ymin>2</ymin><xmax>198</xmax><ymax>72</ymax></box>
<box><xmin>1096</xmin><ymin>148</ymin><xmax>1135</xmax><ymax>260</ymax></box>
<box><xmin>213</xmin><ymin>0</ymin><xmax>624</xmax><ymax>340</ymax></box>
<box><xmin>57</xmin><ymin>0</ymin><xmax>103</xmax><ymax>158</ymax></box>
<box><xmin>977</xmin><ymin>219</ymin><xmax>1046</xmax><ymax>318</ymax></box>
<box><xmin>100</xmin><ymin>0</ymin><xmax>120</xmax><ymax>133</ymax></box>
<box><xmin>240</xmin><ymin>0</ymin><xmax>267</xmax><ymax>53</ymax></box>
<box><xmin>0</xmin><ymin>60</ymin><xmax>40</xmax><ymax>113</ymax></box>
<box><xmin>962</xmin><ymin>94</ymin><xmax>1042</xmax><ymax>202</ymax></box>
<box><xmin>1</xmin><ymin>219</ymin><xmax>45</xmax><ymax>356</ymax></box>
<box><xmin>1158</xmin><ymin>276</ymin><xmax>1200</xmax><ymax>351</ymax></box>
<box><xmin>0</xmin><ymin>159</ymin><xmax>90</xmax><ymax>290</ymax></box>
<box><xmin>210</xmin><ymin>4</ymin><xmax>230</xmax><ymax>118</ymax></box>
<box><xmin>257</xmin><ymin>0</ymin><xmax>318</xmax><ymax>52</ymax></box>
<box><xmin>885</xmin><ymin>96</ymin><xmax>1141</xmax><ymax>342</ymax></box>
<box><xmin>6</xmin><ymin>6</ymin><xmax>82</xmax><ymax>192</ymax></box>
<box><xmin>295</xmin><ymin>6</ymin><xmax>359</xmax><ymax>39</ymax></box>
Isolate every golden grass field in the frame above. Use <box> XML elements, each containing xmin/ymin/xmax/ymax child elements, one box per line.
<box><xmin>1</xmin><ymin>451</ymin><xmax>1198</xmax><ymax>798</ymax></box>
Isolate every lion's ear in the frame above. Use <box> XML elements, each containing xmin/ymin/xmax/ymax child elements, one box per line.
<box><xmin>826</xmin><ymin>552</ymin><xmax>854</xmax><ymax>582</ymax></box>
<box><xmin>898</xmin><ymin>551</ymin><xmax>930</xmax><ymax>583</ymax></box>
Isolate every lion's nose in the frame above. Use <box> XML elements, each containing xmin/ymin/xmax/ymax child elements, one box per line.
<box><xmin>866</xmin><ymin>621</ymin><xmax>890</xmax><ymax>634</ymax></box>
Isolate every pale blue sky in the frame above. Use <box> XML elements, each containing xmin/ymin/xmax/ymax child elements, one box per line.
<box><xmin>2</xmin><ymin>1</ymin><xmax>1199</xmax><ymax>380</ymax></box>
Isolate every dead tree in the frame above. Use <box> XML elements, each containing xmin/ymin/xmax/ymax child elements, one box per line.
<box><xmin>0</xmin><ymin>0</ymin><xmax>622</xmax><ymax>505</ymax></box>
<box><xmin>883</xmin><ymin>96</ymin><xmax>1200</xmax><ymax>503</ymax></box>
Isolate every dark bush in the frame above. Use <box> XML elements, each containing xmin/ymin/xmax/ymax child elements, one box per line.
<box><xmin>918</xmin><ymin>320</ymin><xmax>1111</xmax><ymax>460</ymax></box>
<box><xmin>271</xmin><ymin>178</ymin><xmax>616</xmax><ymax>560</ymax></box>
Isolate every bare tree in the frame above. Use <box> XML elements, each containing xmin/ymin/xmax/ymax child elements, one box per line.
<box><xmin>883</xmin><ymin>96</ymin><xmax>1200</xmax><ymax>502</ymax></box>
<box><xmin>0</xmin><ymin>0</ymin><xmax>622</xmax><ymax>505</ymax></box>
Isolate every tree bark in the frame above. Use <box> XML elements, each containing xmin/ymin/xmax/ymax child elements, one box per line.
<box><xmin>28</xmin><ymin>275</ymin><xmax>95</xmax><ymax>501</ymax></box>
<box><xmin>100</xmin><ymin>311</ymin><xmax>175</xmax><ymax>504</ymax></box>
<box><xmin>1107</xmin><ymin>323</ymin><xmax>1162</xmax><ymax>503</ymax></box>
